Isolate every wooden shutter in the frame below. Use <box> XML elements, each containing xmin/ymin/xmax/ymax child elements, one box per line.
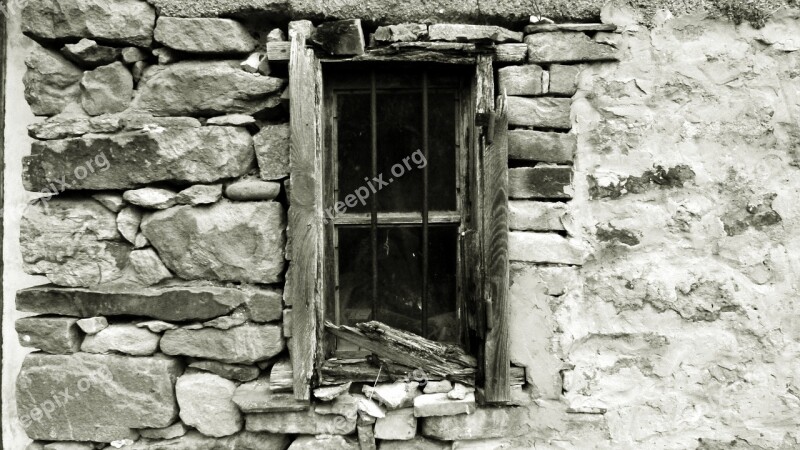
<box><xmin>288</xmin><ymin>34</ymin><xmax>324</xmax><ymax>401</ymax></box>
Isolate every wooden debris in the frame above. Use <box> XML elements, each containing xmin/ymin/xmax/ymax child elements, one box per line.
<box><xmin>524</xmin><ymin>23</ymin><xmax>617</xmax><ymax>34</ymax></box>
<box><xmin>269</xmin><ymin>357</ymin><xmax>294</xmax><ymax>393</ymax></box>
<box><xmin>495</xmin><ymin>43</ymin><xmax>528</xmax><ymax>62</ymax></box>
<box><xmin>267</xmin><ymin>41</ymin><xmax>290</xmax><ymax>62</ymax></box>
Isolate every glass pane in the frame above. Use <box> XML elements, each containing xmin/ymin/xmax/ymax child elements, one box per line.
<box><xmin>337</xmin><ymin>93</ymin><xmax>372</xmax><ymax>214</ymax></box>
<box><xmin>376</xmin><ymin>92</ymin><xmax>424</xmax><ymax>212</ymax></box>
<box><xmin>427</xmin><ymin>226</ymin><xmax>459</xmax><ymax>344</ymax></box>
<box><xmin>428</xmin><ymin>92</ymin><xmax>457</xmax><ymax>211</ymax></box>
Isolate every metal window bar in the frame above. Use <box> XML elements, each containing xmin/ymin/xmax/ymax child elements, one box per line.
<box><xmin>370</xmin><ymin>70</ymin><xmax>379</xmax><ymax>323</ymax></box>
<box><xmin>421</xmin><ymin>71</ymin><xmax>430</xmax><ymax>338</ymax></box>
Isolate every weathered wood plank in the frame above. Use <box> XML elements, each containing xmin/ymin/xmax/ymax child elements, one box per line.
<box><xmin>482</xmin><ymin>94</ymin><xmax>510</xmax><ymax>403</ymax></box>
<box><xmin>508</xmin><ymin>129</ymin><xmax>575</xmax><ymax>163</ymax></box>
<box><xmin>269</xmin><ymin>357</ymin><xmax>294</xmax><ymax>393</ymax></box>
<box><xmin>267</xmin><ymin>41</ymin><xmax>290</xmax><ymax>62</ymax></box>
<box><xmin>506</xmin><ymin>96</ymin><xmax>571</xmax><ymax>129</ymax></box>
<box><xmin>494</xmin><ymin>43</ymin><xmax>528</xmax><ymax>63</ymax></box>
<box><xmin>289</xmin><ymin>34</ymin><xmax>324</xmax><ymax>401</ymax></box>
<box><xmin>524</xmin><ymin>23</ymin><xmax>617</xmax><ymax>33</ymax></box>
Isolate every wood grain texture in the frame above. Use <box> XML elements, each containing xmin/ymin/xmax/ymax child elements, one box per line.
<box><xmin>482</xmin><ymin>93</ymin><xmax>511</xmax><ymax>403</ymax></box>
<box><xmin>288</xmin><ymin>35</ymin><xmax>324</xmax><ymax>401</ymax></box>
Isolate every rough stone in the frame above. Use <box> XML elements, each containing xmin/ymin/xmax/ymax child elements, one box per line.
<box><xmin>22</xmin><ymin>0</ymin><xmax>156</xmax><ymax>46</ymax></box>
<box><xmin>92</xmin><ymin>193</ymin><xmax>125</xmax><ymax>212</ymax></box>
<box><xmin>108</xmin><ymin>430</ymin><xmax>292</xmax><ymax>449</ymax></box>
<box><xmin>355</xmin><ymin>394</ymin><xmax>386</xmax><ymax>419</ymax></box>
<box><xmin>374</xmin><ymin>24</ymin><xmax>428</xmax><ymax>42</ymax></box>
<box><xmin>134</xmin><ymin>232</ymin><xmax>150</xmax><ymax>248</ymax></box>
<box><xmin>423</xmin><ymin>380</ymin><xmax>453</xmax><ymax>394</ymax></box>
<box><xmin>76</xmin><ymin>316</ymin><xmax>108</xmax><ymax>335</ymax></box>
<box><xmin>16</xmin><ymin>283</ymin><xmax>253</xmax><ymax>321</ymax></box>
<box><xmin>413</xmin><ymin>393</ymin><xmax>476</xmax><ymax>417</ymax></box>
<box><xmin>152</xmin><ymin>47</ymin><xmax>179</xmax><ymax>64</ymax></box>
<box><xmin>208</xmin><ymin>114</ymin><xmax>256</xmax><ymax>126</ymax></box>
<box><xmin>498</xmin><ymin>65</ymin><xmax>544</xmax><ymax>96</ymax></box>
<box><xmin>123</xmin><ymin>187</ymin><xmax>178</xmax><ymax>209</ymax></box>
<box><xmin>246</xmin><ymin>408</ymin><xmax>357</xmax><ymax>435</ymax></box>
<box><xmin>242</xmin><ymin>285</ymin><xmax>283</xmax><ymax>322</ymax></box>
<box><xmin>224</xmin><ymin>179</ymin><xmax>281</xmax><ymax>201</ymax></box>
<box><xmin>548</xmin><ymin>64</ymin><xmax>581</xmax><ymax>96</ymax></box>
<box><xmin>508</xmin><ymin>232</ymin><xmax>584</xmax><ymax>265</ymax></box>
<box><xmin>495</xmin><ymin>43</ymin><xmax>528</xmax><ymax>62</ymax></box>
<box><xmin>177</xmin><ymin>372</ymin><xmax>242</xmax><ymax>437</ymax></box>
<box><xmin>176</xmin><ymin>184</ymin><xmax>223</xmax><ymax>205</ymax></box>
<box><xmin>508</xmin><ymin>130</ymin><xmax>576</xmax><ymax>163</ymax></box>
<box><xmin>61</xmin><ymin>39</ymin><xmax>120</xmax><ymax>68</ymax></box>
<box><xmin>507</xmin><ymin>96</ymin><xmax>571</xmax><ymax>129</ymax></box>
<box><xmin>23</xmin><ymin>126</ymin><xmax>254</xmax><ymax>191</ymax></box>
<box><xmin>80</xmin><ymin>323</ymin><xmax>160</xmax><ymax>356</ymax></box>
<box><xmin>315</xmin><ymin>382</ymin><xmax>352</xmax><ymax>401</ymax></box>
<box><xmin>311</xmin><ymin>19</ymin><xmax>365</xmax><ymax>55</ymax></box>
<box><xmin>24</xmin><ymin>44</ymin><xmax>83</xmax><ymax>116</ymax></box>
<box><xmin>80</xmin><ymin>62</ymin><xmax>134</xmax><ymax>116</ymax></box>
<box><xmin>267</xmin><ymin>28</ymin><xmax>286</xmax><ymax>42</ymax></box>
<box><xmin>129</xmin><ymin>248</ymin><xmax>173</xmax><ymax>285</ymax></box>
<box><xmin>428</xmin><ymin>24</ymin><xmax>521</xmax><ymax>43</ymax></box>
<box><xmin>509</xmin><ymin>166</ymin><xmax>573</xmax><ymax>199</ymax></box>
<box><xmin>375</xmin><ymin>408</ymin><xmax>417</xmax><ymax>440</ymax></box>
<box><xmin>141</xmin><ymin>201</ymin><xmax>286</xmax><ymax>284</ymax></box>
<box><xmin>132</xmin><ymin>61</ymin><xmax>149</xmax><ymax>82</ymax></box>
<box><xmin>133</xmin><ymin>61</ymin><xmax>285</xmax><ymax>116</ymax></box>
<box><xmin>203</xmin><ymin>307</ymin><xmax>248</xmax><ymax>330</ymax></box>
<box><xmin>509</xmin><ymin>201</ymin><xmax>567</xmax><ymax>231</ymax></box>
<box><xmin>154</xmin><ymin>17</ymin><xmax>256</xmax><ymax>53</ymax></box>
<box><xmin>254</xmin><ymin>122</ymin><xmax>290</xmax><ymax>180</ymax></box>
<box><xmin>233</xmin><ymin>376</ymin><xmax>310</xmax><ymax>412</ymax></box>
<box><xmin>116</xmin><ymin>206</ymin><xmax>143</xmax><ymax>245</ymax></box>
<box><xmin>189</xmin><ymin>360</ymin><xmax>260</xmax><ymax>382</ymax></box>
<box><xmin>240</xmin><ymin>52</ymin><xmax>261</xmax><ymax>73</ymax></box>
<box><xmin>138</xmin><ymin>422</ymin><xmax>188</xmax><ymax>440</ymax></box>
<box><xmin>29</xmin><ymin>112</ymin><xmax>202</xmax><ymax>140</ymax></box>
<box><xmin>15</xmin><ymin>316</ymin><xmax>82</xmax><ymax>354</ymax></box>
<box><xmin>136</xmin><ymin>320</ymin><xmax>178</xmax><ymax>333</ymax></box>
<box><xmin>288</xmin><ymin>435</ymin><xmax>359</xmax><ymax>450</ymax></box>
<box><xmin>121</xmin><ymin>47</ymin><xmax>149</xmax><ymax>64</ymax></box>
<box><xmin>20</xmin><ymin>198</ymin><xmax>130</xmax><ymax>287</ymax></box>
<box><xmin>16</xmin><ymin>353</ymin><xmax>181</xmax><ymax>441</ymax></box>
<box><xmin>316</xmin><ymin>394</ymin><xmax>358</xmax><ymax>418</ymax></box>
<box><xmin>362</xmin><ymin>382</ymin><xmax>420</xmax><ymax>410</ymax></box>
<box><xmin>380</xmin><ymin>436</ymin><xmax>450</xmax><ymax>450</ymax></box>
<box><xmin>421</xmin><ymin>407</ymin><xmax>524</xmax><ymax>440</ymax></box>
<box><xmin>289</xmin><ymin>20</ymin><xmax>315</xmax><ymax>39</ymax></box>
<box><xmin>446</xmin><ymin>383</ymin><xmax>470</xmax><ymax>400</ymax></box>
<box><xmin>160</xmin><ymin>323</ymin><xmax>284</xmax><ymax>363</ymax></box>
<box><xmin>526</xmin><ymin>32</ymin><xmax>617</xmax><ymax>63</ymax></box>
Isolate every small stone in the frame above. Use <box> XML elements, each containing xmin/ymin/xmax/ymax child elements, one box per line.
<box><xmin>526</xmin><ymin>32</ymin><xmax>617</xmax><ymax>64</ymax></box>
<box><xmin>447</xmin><ymin>382</ymin><xmax>470</xmax><ymax>400</ymax></box>
<box><xmin>288</xmin><ymin>435</ymin><xmax>359</xmax><ymax>450</ymax></box>
<box><xmin>311</xmin><ymin>19</ymin><xmax>365</xmax><ymax>56</ymax></box>
<box><xmin>498</xmin><ymin>65</ymin><xmax>544</xmax><ymax>96</ymax></box>
<box><xmin>24</xmin><ymin>43</ymin><xmax>83</xmax><ymax>116</ymax></box>
<box><xmin>224</xmin><ymin>179</ymin><xmax>281</xmax><ymax>201</ymax></box>
<box><xmin>138</xmin><ymin>421</ymin><xmax>188</xmax><ymax>439</ymax></box>
<box><xmin>176</xmin><ymin>184</ymin><xmax>223</xmax><ymax>206</ymax></box>
<box><xmin>246</xmin><ymin>409</ymin><xmax>356</xmax><ymax>435</ymax></box>
<box><xmin>62</xmin><ymin>39</ymin><xmax>120</xmax><ymax>68</ymax></box>
<box><xmin>413</xmin><ymin>392</ymin><xmax>476</xmax><ymax>417</ymax></box>
<box><xmin>241</xmin><ymin>285</ymin><xmax>283</xmax><ymax>323</ymax></box>
<box><xmin>123</xmin><ymin>187</ymin><xmax>178</xmax><ymax>209</ymax></box>
<box><xmin>316</xmin><ymin>393</ymin><xmax>358</xmax><ymax>418</ymax></box>
<box><xmin>375</xmin><ymin>408</ymin><xmax>417</xmax><ymax>440</ymax></box>
<box><xmin>288</xmin><ymin>20</ymin><xmax>315</xmax><ymax>39</ymax></box>
<box><xmin>136</xmin><ymin>320</ymin><xmax>178</xmax><ymax>333</ymax></box>
<box><xmin>208</xmin><ymin>114</ymin><xmax>256</xmax><ymax>127</ymax></box>
<box><xmin>76</xmin><ymin>316</ymin><xmax>108</xmax><ymax>335</ymax></box>
<box><xmin>129</xmin><ymin>248</ymin><xmax>172</xmax><ymax>285</ymax></box>
<box><xmin>428</xmin><ymin>24</ymin><xmax>521</xmax><ymax>43</ymax></box>
<box><xmin>423</xmin><ymin>380</ymin><xmax>453</xmax><ymax>394</ymax></box>
<box><xmin>240</xmin><ymin>52</ymin><xmax>261</xmax><ymax>73</ymax></box>
<box><xmin>508</xmin><ymin>231</ymin><xmax>583</xmax><ymax>265</ymax></box>
<box><xmin>354</xmin><ymin>394</ymin><xmax>386</xmax><ymax>419</ymax></box>
<box><xmin>267</xmin><ymin>28</ymin><xmax>286</xmax><ymax>42</ymax></box>
<box><xmin>93</xmin><ymin>193</ymin><xmax>126</xmax><ymax>212</ymax></box>
<box><xmin>80</xmin><ymin>62</ymin><xmax>133</xmax><ymax>116</ymax></box>
<box><xmin>153</xmin><ymin>47</ymin><xmax>179</xmax><ymax>64</ymax></box>
<box><xmin>132</xmin><ymin>61</ymin><xmax>148</xmax><ymax>82</ymax></box>
<box><xmin>362</xmin><ymin>382</ymin><xmax>420</xmax><ymax>410</ymax></box>
<box><xmin>121</xmin><ymin>47</ymin><xmax>149</xmax><ymax>64</ymax></box>
<box><xmin>548</xmin><ymin>64</ymin><xmax>581</xmax><ymax>96</ymax></box>
<box><xmin>315</xmin><ymin>382</ymin><xmax>352</xmax><ymax>401</ymax></box>
<box><xmin>233</xmin><ymin>376</ymin><xmax>310</xmax><ymax>413</ymax></box>
<box><xmin>257</xmin><ymin>54</ymin><xmax>271</xmax><ymax>76</ymax></box>
<box><xmin>508</xmin><ymin>130</ymin><xmax>576</xmax><ymax>164</ymax></box>
<box><xmin>509</xmin><ymin>201</ymin><xmax>567</xmax><ymax>231</ymax></box>
<box><xmin>177</xmin><ymin>372</ymin><xmax>242</xmax><ymax>437</ymax></box>
<box><xmin>495</xmin><ymin>43</ymin><xmax>528</xmax><ymax>62</ymax></box>
<box><xmin>374</xmin><ymin>23</ymin><xmax>427</xmax><ymax>43</ymax></box>
<box><xmin>81</xmin><ymin>323</ymin><xmax>160</xmax><ymax>356</ymax></box>
<box><xmin>160</xmin><ymin>323</ymin><xmax>284</xmax><ymax>364</ymax></box>
<box><xmin>202</xmin><ymin>307</ymin><xmax>247</xmax><ymax>330</ymax></box>
<box><xmin>254</xmin><ymin>122</ymin><xmax>290</xmax><ymax>180</ymax></box>
<box><xmin>134</xmin><ymin>233</ymin><xmax>150</xmax><ymax>248</ymax></box>
<box><xmin>506</xmin><ymin>96</ymin><xmax>571</xmax><ymax>129</ymax></box>
<box><xmin>155</xmin><ymin>17</ymin><xmax>256</xmax><ymax>54</ymax></box>
<box><xmin>189</xmin><ymin>360</ymin><xmax>260</xmax><ymax>382</ymax></box>
<box><xmin>15</xmin><ymin>316</ymin><xmax>82</xmax><ymax>354</ymax></box>
<box><xmin>117</xmin><ymin>206</ymin><xmax>143</xmax><ymax>244</ymax></box>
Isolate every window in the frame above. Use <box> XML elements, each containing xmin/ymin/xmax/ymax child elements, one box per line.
<box><xmin>323</xmin><ymin>64</ymin><xmax>471</xmax><ymax>354</ymax></box>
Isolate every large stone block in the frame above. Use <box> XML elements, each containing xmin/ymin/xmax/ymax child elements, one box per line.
<box><xmin>154</xmin><ymin>17</ymin><xmax>256</xmax><ymax>53</ymax></box>
<box><xmin>177</xmin><ymin>372</ymin><xmax>242</xmax><ymax>437</ymax></box>
<box><xmin>525</xmin><ymin>32</ymin><xmax>617</xmax><ymax>64</ymax></box>
<box><xmin>28</xmin><ymin>112</ymin><xmax>201</xmax><ymax>141</ymax></box>
<box><xmin>80</xmin><ymin>324</ymin><xmax>160</xmax><ymax>356</ymax></box>
<box><xmin>375</xmin><ymin>408</ymin><xmax>417</xmax><ymax>440</ymax></box>
<box><xmin>132</xmin><ymin>61</ymin><xmax>285</xmax><ymax>116</ymax></box>
<box><xmin>548</xmin><ymin>64</ymin><xmax>581</xmax><ymax>96</ymax></box>
<box><xmin>498</xmin><ymin>65</ymin><xmax>543</xmax><ymax>96</ymax></box>
<box><xmin>24</xmin><ymin>44</ymin><xmax>83</xmax><ymax>116</ymax></box>
<box><xmin>160</xmin><ymin>323</ymin><xmax>284</xmax><ymax>364</ymax></box>
<box><xmin>289</xmin><ymin>435</ymin><xmax>360</xmax><ymax>450</ymax></box>
<box><xmin>20</xmin><ymin>198</ymin><xmax>130</xmax><ymax>287</ymax></box>
<box><xmin>15</xmin><ymin>316</ymin><xmax>82</xmax><ymax>354</ymax></box>
<box><xmin>421</xmin><ymin>407</ymin><xmax>525</xmax><ymax>440</ymax></box>
<box><xmin>16</xmin><ymin>283</ymin><xmax>253</xmax><ymax>321</ymax></box>
<box><xmin>61</xmin><ymin>38</ymin><xmax>120</xmax><ymax>68</ymax></box>
<box><xmin>428</xmin><ymin>24</ymin><xmax>521</xmax><ymax>43</ymax></box>
<box><xmin>80</xmin><ymin>62</ymin><xmax>133</xmax><ymax>116</ymax></box>
<box><xmin>141</xmin><ymin>201</ymin><xmax>286</xmax><ymax>284</ymax></box>
<box><xmin>509</xmin><ymin>166</ymin><xmax>573</xmax><ymax>200</ymax></box>
<box><xmin>509</xmin><ymin>201</ymin><xmax>567</xmax><ymax>231</ymax></box>
<box><xmin>506</xmin><ymin>97</ymin><xmax>571</xmax><ymax>129</ymax></box>
<box><xmin>16</xmin><ymin>353</ymin><xmax>181</xmax><ymax>442</ymax></box>
<box><xmin>246</xmin><ymin>409</ymin><xmax>357</xmax><ymax>435</ymax></box>
<box><xmin>508</xmin><ymin>232</ymin><xmax>584</xmax><ymax>265</ymax></box>
<box><xmin>22</xmin><ymin>0</ymin><xmax>156</xmax><ymax>46</ymax></box>
<box><xmin>23</xmin><ymin>126</ymin><xmax>254</xmax><ymax>191</ymax></box>
<box><xmin>111</xmin><ymin>430</ymin><xmax>292</xmax><ymax>449</ymax></box>
<box><xmin>508</xmin><ymin>130</ymin><xmax>575</xmax><ymax>163</ymax></box>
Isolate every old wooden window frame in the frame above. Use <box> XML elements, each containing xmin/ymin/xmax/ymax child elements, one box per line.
<box><xmin>288</xmin><ymin>35</ymin><xmax>511</xmax><ymax>403</ymax></box>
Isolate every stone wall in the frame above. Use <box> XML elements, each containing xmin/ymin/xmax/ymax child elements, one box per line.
<box><xmin>5</xmin><ymin>0</ymin><xmax>800</xmax><ymax>448</ymax></box>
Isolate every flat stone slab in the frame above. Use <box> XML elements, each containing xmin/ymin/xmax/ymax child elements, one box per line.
<box><xmin>16</xmin><ymin>283</ymin><xmax>254</xmax><ymax>321</ymax></box>
<box><xmin>508</xmin><ymin>130</ymin><xmax>576</xmax><ymax>164</ymax></box>
<box><xmin>160</xmin><ymin>323</ymin><xmax>284</xmax><ymax>364</ymax></box>
<box><xmin>509</xmin><ymin>166</ymin><xmax>573</xmax><ymax>199</ymax></box>
<box><xmin>498</xmin><ymin>65</ymin><xmax>544</xmax><ymax>96</ymax></box>
<box><xmin>154</xmin><ymin>17</ymin><xmax>256</xmax><ymax>53</ymax></box>
<box><xmin>233</xmin><ymin>376</ymin><xmax>310</xmax><ymax>413</ymax></box>
<box><xmin>177</xmin><ymin>372</ymin><xmax>242</xmax><ymax>437</ymax></box>
<box><xmin>526</xmin><ymin>31</ymin><xmax>618</xmax><ymax>64</ymax></box>
<box><xmin>413</xmin><ymin>392</ymin><xmax>476</xmax><ymax>417</ymax></box>
<box><xmin>113</xmin><ymin>430</ymin><xmax>292</xmax><ymax>449</ymax></box>
<box><xmin>506</xmin><ymin>97</ymin><xmax>571</xmax><ymax>129</ymax></box>
<box><xmin>23</xmin><ymin>126</ymin><xmax>254</xmax><ymax>191</ymax></box>
<box><xmin>15</xmin><ymin>316</ymin><xmax>82</xmax><ymax>354</ymax></box>
<box><xmin>246</xmin><ymin>409</ymin><xmax>357</xmax><ymax>435</ymax></box>
<box><xmin>80</xmin><ymin>323</ymin><xmax>160</xmax><ymax>356</ymax></box>
<box><xmin>17</xmin><ymin>353</ymin><xmax>181</xmax><ymax>442</ymax></box>
<box><xmin>429</xmin><ymin>24</ymin><xmax>521</xmax><ymax>43</ymax></box>
<box><xmin>509</xmin><ymin>201</ymin><xmax>568</xmax><ymax>231</ymax></box>
<box><xmin>508</xmin><ymin>232</ymin><xmax>584</xmax><ymax>265</ymax></box>
<box><xmin>421</xmin><ymin>407</ymin><xmax>525</xmax><ymax>440</ymax></box>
